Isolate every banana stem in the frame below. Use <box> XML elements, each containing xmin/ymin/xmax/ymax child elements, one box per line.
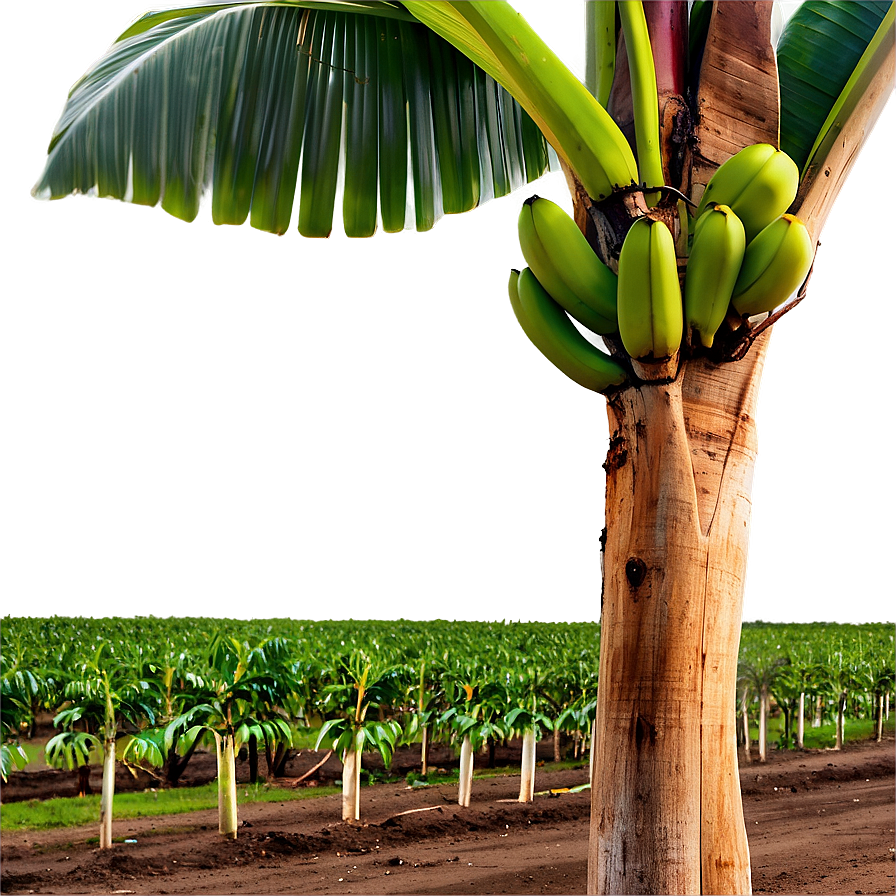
<box><xmin>585</xmin><ymin>1</ymin><xmax>616</xmax><ymax>107</ymax></box>
<box><xmin>618</xmin><ymin>1</ymin><xmax>664</xmax><ymax>205</ymax></box>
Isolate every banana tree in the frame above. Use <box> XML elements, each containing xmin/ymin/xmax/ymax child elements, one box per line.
<box><xmin>165</xmin><ymin>634</ymin><xmax>295</xmax><ymax>838</ymax></box>
<box><xmin>503</xmin><ymin>703</ymin><xmax>552</xmax><ymax>803</ymax></box>
<box><xmin>44</xmin><ymin>644</ymin><xmax>163</xmax><ymax>848</ymax></box>
<box><xmin>399</xmin><ymin>654</ymin><xmax>445</xmax><ymax>776</ymax></box>
<box><xmin>737</xmin><ymin>652</ymin><xmax>789</xmax><ymax>762</ymax></box>
<box><xmin>439</xmin><ymin>670</ymin><xmax>509</xmax><ymax>807</ymax></box>
<box><xmin>31</xmin><ymin>0</ymin><xmax>894</xmax><ymax>892</ymax></box>
<box><xmin>314</xmin><ymin>650</ymin><xmax>403</xmax><ymax>822</ymax></box>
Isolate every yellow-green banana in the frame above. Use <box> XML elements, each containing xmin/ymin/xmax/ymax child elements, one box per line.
<box><xmin>405</xmin><ymin>2</ymin><xmax>638</xmax><ymax>201</ymax></box>
<box><xmin>684</xmin><ymin>204</ymin><xmax>746</xmax><ymax>348</ymax></box>
<box><xmin>618</xmin><ymin>0</ymin><xmax>664</xmax><ymax>205</ymax></box>
<box><xmin>509</xmin><ymin>268</ymin><xmax>627</xmax><ymax>393</ymax></box>
<box><xmin>617</xmin><ymin>217</ymin><xmax>683</xmax><ymax>360</ymax></box>
<box><xmin>732</xmin><ymin>214</ymin><xmax>814</xmax><ymax>316</ymax></box>
<box><xmin>695</xmin><ymin>143</ymin><xmax>799</xmax><ymax>242</ymax></box>
<box><xmin>518</xmin><ymin>196</ymin><xmax>617</xmax><ymax>335</ymax></box>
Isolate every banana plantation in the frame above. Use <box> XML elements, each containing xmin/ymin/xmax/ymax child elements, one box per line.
<box><xmin>3</xmin><ymin>617</ymin><xmax>893</xmax><ymax>835</ymax></box>
<box><xmin>16</xmin><ymin>0</ymin><xmax>896</xmax><ymax>892</ymax></box>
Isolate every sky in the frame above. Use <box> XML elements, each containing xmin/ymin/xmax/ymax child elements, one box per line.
<box><xmin>2</xmin><ymin>2</ymin><xmax>894</xmax><ymax>626</ymax></box>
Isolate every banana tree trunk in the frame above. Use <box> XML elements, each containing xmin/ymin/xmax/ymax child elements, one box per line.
<box><xmin>216</xmin><ymin>732</ymin><xmax>238</xmax><ymax>839</ymax></box>
<box><xmin>588</xmin><ymin>721</ymin><xmax>596</xmax><ymax>783</ymax></box>
<box><xmin>835</xmin><ymin>691</ymin><xmax>847</xmax><ymax>749</ymax></box>
<box><xmin>797</xmin><ymin>692</ymin><xmax>805</xmax><ymax>749</ymax></box>
<box><xmin>741</xmin><ymin>699</ymin><xmax>752</xmax><ymax>764</ymax></box>
<box><xmin>420</xmin><ymin>724</ymin><xmax>429</xmax><ymax>776</ymax></box>
<box><xmin>342</xmin><ymin>746</ymin><xmax>361</xmax><ymax>822</ymax></box>
<box><xmin>588</xmin><ymin>341</ymin><xmax>766</xmax><ymax>895</ymax></box>
<box><xmin>457</xmin><ymin>734</ymin><xmax>473</xmax><ymax>808</ymax></box>
<box><xmin>519</xmin><ymin>727</ymin><xmax>537</xmax><ymax>802</ymax></box>
<box><xmin>99</xmin><ymin>733</ymin><xmax>116</xmax><ymax>849</ymax></box>
<box><xmin>876</xmin><ymin>694</ymin><xmax>884</xmax><ymax>742</ymax></box>
<box><xmin>758</xmin><ymin>685</ymin><xmax>769</xmax><ymax>763</ymax></box>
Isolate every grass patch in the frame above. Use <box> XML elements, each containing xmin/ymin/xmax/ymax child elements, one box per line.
<box><xmin>0</xmin><ymin>781</ymin><xmax>341</xmax><ymax>833</ymax></box>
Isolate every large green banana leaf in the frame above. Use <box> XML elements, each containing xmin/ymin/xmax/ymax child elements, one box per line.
<box><xmin>32</xmin><ymin>0</ymin><xmax>552</xmax><ymax>236</ymax></box>
<box><xmin>778</xmin><ymin>0</ymin><xmax>894</xmax><ymax>176</ymax></box>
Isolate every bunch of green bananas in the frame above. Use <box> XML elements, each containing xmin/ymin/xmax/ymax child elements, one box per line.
<box><xmin>510</xmin><ymin>196</ymin><xmax>626</xmax><ymax>394</ymax></box>
<box><xmin>685</xmin><ymin>143</ymin><xmax>813</xmax><ymax>347</ymax></box>
<box><xmin>507</xmin><ymin>145</ymin><xmax>814</xmax><ymax>392</ymax></box>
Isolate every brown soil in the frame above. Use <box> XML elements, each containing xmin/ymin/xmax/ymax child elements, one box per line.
<box><xmin>2</xmin><ymin>737</ymin><xmax>893</xmax><ymax>895</ymax></box>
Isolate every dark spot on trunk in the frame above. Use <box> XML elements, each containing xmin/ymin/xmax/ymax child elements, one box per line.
<box><xmin>604</xmin><ymin>435</ymin><xmax>628</xmax><ymax>472</ymax></box>
<box><xmin>626</xmin><ymin>557</ymin><xmax>647</xmax><ymax>589</ymax></box>
<box><xmin>635</xmin><ymin>715</ymin><xmax>657</xmax><ymax>750</ymax></box>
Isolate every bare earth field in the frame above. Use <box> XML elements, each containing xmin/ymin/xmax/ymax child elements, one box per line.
<box><xmin>2</xmin><ymin>736</ymin><xmax>893</xmax><ymax>895</ymax></box>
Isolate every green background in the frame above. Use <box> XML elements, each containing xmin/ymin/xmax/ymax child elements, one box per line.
<box><xmin>0</xmin><ymin>0</ymin><xmax>896</xmax><ymax>619</ymax></box>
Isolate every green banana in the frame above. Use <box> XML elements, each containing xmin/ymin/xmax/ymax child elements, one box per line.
<box><xmin>684</xmin><ymin>203</ymin><xmax>746</xmax><ymax>348</ymax></box>
<box><xmin>617</xmin><ymin>217</ymin><xmax>683</xmax><ymax>361</ymax></box>
<box><xmin>509</xmin><ymin>268</ymin><xmax>628</xmax><ymax>394</ymax></box>
<box><xmin>518</xmin><ymin>196</ymin><xmax>617</xmax><ymax>335</ymax></box>
<box><xmin>695</xmin><ymin>143</ymin><xmax>799</xmax><ymax>242</ymax></box>
<box><xmin>732</xmin><ymin>214</ymin><xmax>814</xmax><ymax>316</ymax></box>
<box><xmin>618</xmin><ymin>0</ymin><xmax>664</xmax><ymax>205</ymax></box>
<box><xmin>405</xmin><ymin>2</ymin><xmax>638</xmax><ymax>201</ymax></box>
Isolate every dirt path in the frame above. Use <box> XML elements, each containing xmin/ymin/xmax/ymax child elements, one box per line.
<box><xmin>2</xmin><ymin>738</ymin><xmax>893</xmax><ymax>895</ymax></box>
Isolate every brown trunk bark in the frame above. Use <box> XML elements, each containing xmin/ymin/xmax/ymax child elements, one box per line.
<box><xmin>578</xmin><ymin>1</ymin><xmax>890</xmax><ymax>889</ymax></box>
<box><xmin>588</xmin><ymin>339</ymin><xmax>766</xmax><ymax>895</ymax></box>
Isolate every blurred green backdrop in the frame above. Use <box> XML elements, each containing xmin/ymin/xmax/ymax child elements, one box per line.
<box><xmin>0</xmin><ymin>0</ymin><xmax>896</xmax><ymax>619</ymax></box>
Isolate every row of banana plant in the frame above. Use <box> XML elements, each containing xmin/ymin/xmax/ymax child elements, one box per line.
<box><xmin>737</xmin><ymin>622</ymin><xmax>895</xmax><ymax>761</ymax></box>
<box><xmin>1</xmin><ymin>619</ymin><xmax>603</xmax><ymax>841</ymax></box>
<box><xmin>2</xmin><ymin>617</ymin><xmax>892</xmax><ymax>843</ymax></box>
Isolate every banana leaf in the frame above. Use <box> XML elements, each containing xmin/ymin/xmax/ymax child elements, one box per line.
<box><xmin>778</xmin><ymin>0</ymin><xmax>894</xmax><ymax>176</ymax></box>
<box><xmin>33</xmin><ymin>0</ymin><xmax>552</xmax><ymax>236</ymax></box>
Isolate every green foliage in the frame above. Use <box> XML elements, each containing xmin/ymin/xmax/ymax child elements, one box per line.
<box><xmin>45</xmin><ymin>731</ymin><xmax>101</xmax><ymax>771</ymax></box>
<box><xmin>1</xmin><ymin>742</ymin><xmax>29</xmax><ymax>781</ymax></box>
<box><xmin>777</xmin><ymin>1</ymin><xmax>893</xmax><ymax>173</ymax></box>
<box><xmin>32</xmin><ymin>2</ymin><xmax>550</xmax><ymax>235</ymax></box>
<box><xmin>2</xmin><ymin>616</ymin><xmax>892</xmax><ymax>771</ymax></box>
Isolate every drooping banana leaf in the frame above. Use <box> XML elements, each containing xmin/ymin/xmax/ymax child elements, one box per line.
<box><xmin>32</xmin><ymin>0</ymin><xmax>553</xmax><ymax>236</ymax></box>
<box><xmin>778</xmin><ymin>0</ymin><xmax>894</xmax><ymax>176</ymax></box>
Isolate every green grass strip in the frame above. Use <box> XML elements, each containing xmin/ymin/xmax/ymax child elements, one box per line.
<box><xmin>1</xmin><ymin>781</ymin><xmax>341</xmax><ymax>833</ymax></box>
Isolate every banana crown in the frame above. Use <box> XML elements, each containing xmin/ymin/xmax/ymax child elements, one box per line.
<box><xmin>508</xmin><ymin>144</ymin><xmax>813</xmax><ymax>390</ymax></box>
